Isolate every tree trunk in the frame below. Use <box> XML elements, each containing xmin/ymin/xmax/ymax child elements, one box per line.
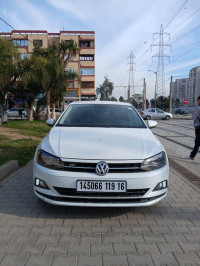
<box><xmin>46</xmin><ymin>90</ymin><xmax>51</xmax><ymax>119</ymax></box>
<box><xmin>28</xmin><ymin>99</ymin><xmax>35</xmax><ymax>121</ymax></box>
<box><xmin>52</xmin><ymin>103</ymin><xmax>56</xmax><ymax>120</ymax></box>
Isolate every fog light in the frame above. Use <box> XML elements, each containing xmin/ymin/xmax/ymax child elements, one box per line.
<box><xmin>34</xmin><ymin>178</ymin><xmax>49</xmax><ymax>189</ymax></box>
<box><xmin>153</xmin><ymin>180</ymin><xmax>167</xmax><ymax>191</ymax></box>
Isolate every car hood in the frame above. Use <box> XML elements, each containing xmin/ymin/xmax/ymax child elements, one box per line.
<box><xmin>40</xmin><ymin>127</ymin><xmax>163</xmax><ymax>160</ymax></box>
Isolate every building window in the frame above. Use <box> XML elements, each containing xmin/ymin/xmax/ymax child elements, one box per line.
<box><xmin>79</xmin><ymin>40</ymin><xmax>94</xmax><ymax>48</ymax></box>
<box><xmin>33</xmin><ymin>39</ymin><xmax>43</xmax><ymax>46</ymax></box>
<box><xmin>65</xmin><ymin>68</ymin><xmax>74</xmax><ymax>72</ymax></box>
<box><xmin>81</xmin><ymin>82</ymin><xmax>94</xmax><ymax>89</ymax></box>
<box><xmin>20</xmin><ymin>53</ymin><xmax>29</xmax><ymax>59</ymax></box>
<box><xmin>80</xmin><ymin>55</ymin><xmax>94</xmax><ymax>61</ymax></box>
<box><xmin>66</xmin><ymin>82</ymin><xmax>74</xmax><ymax>88</ymax></box>
<box><xmin>80</xmin><ymin>68</ymin><xmax>94</xmax><ymax>75</ymax></box>
<box><xmin>13</xmin><ymin>39</ymin><xmax>28</xmax><ymax>47</ymax></box>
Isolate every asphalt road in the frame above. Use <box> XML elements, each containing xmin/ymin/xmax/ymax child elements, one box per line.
<box><xmin>0</xmin><ymin>118</ymin><xmax>200</xmax><ymax>266</ymax></box>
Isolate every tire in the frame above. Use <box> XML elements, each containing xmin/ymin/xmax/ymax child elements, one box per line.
<box><xmin>165</xmin><ymin>115</ymin><xmax>170</xmax><ymax>120</ymax></box>
<box><xmin>146</xmin><ymin>115</ymin><xmax>151</xmax><ymax>120</ymax></box>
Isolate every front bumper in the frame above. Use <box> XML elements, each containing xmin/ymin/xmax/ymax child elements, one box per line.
<box><xmin>33</xmin><ymin>162</ymin><xmax>169</xmax><ymax>207</ymax></box>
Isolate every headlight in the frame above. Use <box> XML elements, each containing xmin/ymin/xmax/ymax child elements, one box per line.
<box><xmin>37</xmin><ymin>149</ymin><xmax>64</xmax><ymax>170</ymax></box>
<box><xmin>140</xmin><ymin>151</ymin><xmax>166</xmax><ymax>171</ymax></box>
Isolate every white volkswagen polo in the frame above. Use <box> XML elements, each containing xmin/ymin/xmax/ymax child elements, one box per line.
<box><xmin>33</xmin><ymin>101</ymin><xmax>169</xmax><ymax>207</ymax></box>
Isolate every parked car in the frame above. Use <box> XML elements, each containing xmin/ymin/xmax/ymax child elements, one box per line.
<box><xmin>175</xmin><ymin>108</ymin><xmax>188</xmax><ymax>115</ymax></box>
<box><xmin>140</xmin><ymin>108</ymin><xmax>172</xmax><ymax>120</ymax></box>
<box><xmin>40</xmin><ymin>108</ymin><xmax>62</xmax><ymax>117</ymax></box>
<box><xmin>33</xmin><ymin>101</ymin><xmax>169</xmax><ymax>207</ymax></box>
<box><xmin>6</xmin><ymin>108</ymin><xmax>27</xmax><ymax>118</ymax></box>
<box><xmin>0</xmin><ymin>106</ymin><xmax>8</xmax><ymax>125</ymax></box>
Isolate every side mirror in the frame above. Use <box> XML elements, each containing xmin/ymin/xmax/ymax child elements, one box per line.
<box><xmin>147</xmin><ymin>120</ymin><xmax>157</xmax><ymax>129</ymax></box>
<box><xmin>46</xmin><ymin>118</ymin><xmax>56</xmax><ymax>127</ymax></box>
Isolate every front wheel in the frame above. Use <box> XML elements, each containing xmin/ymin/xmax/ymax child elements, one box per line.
<box><xmin>165</xmin><ymin>115</ymin><xmax>170</xmax><ymax>120</ymax></box>
<box><xmin>146</xmin><ymin>115</ymin><xmax>151</xmax><ymax>120</ymax></box>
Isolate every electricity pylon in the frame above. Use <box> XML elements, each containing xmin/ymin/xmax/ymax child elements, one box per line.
<box><xmin>127</xmin><ymin>51</ymin><xmax>136</xmax><ymax>98</ymax></box>
<box><xmin>151</xmin><ymin>24</ymin><xmax>171</xmax><ymax>97</ymax></box>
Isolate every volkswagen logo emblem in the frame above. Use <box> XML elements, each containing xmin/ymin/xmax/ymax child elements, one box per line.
<box><xmin>96</xmin><ymin>161</ymin><xmax>109</xmax><ymax>176</ymax></box>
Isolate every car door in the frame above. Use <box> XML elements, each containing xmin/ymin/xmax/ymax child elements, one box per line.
<box><xmin>149</xmin><ymin>108</ymin><xmax>157</xmax><ymax>119</ymax></box>
<box><xmin>156</xmin><ymin>109</ymin><xmax>164</xmax><ymax>119</ymax></box>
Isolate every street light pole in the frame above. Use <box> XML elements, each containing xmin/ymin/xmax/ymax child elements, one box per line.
<box><xmin>148</xmin><ymin>70</ymin><xmax>157</xmax><ymax>108</ymax></box>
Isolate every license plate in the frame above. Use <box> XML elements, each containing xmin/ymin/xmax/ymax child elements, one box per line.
<box><xmin>76</xmin><ymin>180</ymin><xmax>127</xmax><ymax>193</ymax></box>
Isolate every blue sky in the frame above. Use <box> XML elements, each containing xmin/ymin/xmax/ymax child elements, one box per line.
<box><xmin>0</xmin><ymin>0</ymin><xmax>200</xmax><ymax>100</ymax></box>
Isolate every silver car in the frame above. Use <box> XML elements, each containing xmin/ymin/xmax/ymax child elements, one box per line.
<box><xmin>140</xmin><ymin>108</ymin><xmax>172</xmax><ymax>120</ymax></box>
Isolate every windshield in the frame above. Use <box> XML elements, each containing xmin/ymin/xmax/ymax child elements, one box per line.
<box><xmin>57</xmin><ymin>104</ymin><xmax>146</xmax><ymax>128</ymax></box>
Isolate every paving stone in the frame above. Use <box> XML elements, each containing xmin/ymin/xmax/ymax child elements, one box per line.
<box><xmin>78</xmin><ymin>254</ymin><xmax>102</xmax><ymax>266</ymax></box>
<box><xmin>71</xmin><ymin>226</ymin><xmax>91</xmax><ymax>235</ymax></box>
<box><xmin>169</xmin><ymin>225</ymin><xmax>191</xmax><ymax>234</ymax></box>
<box><xmin>36</xmin><ymin>235</ymin><xmax>58</xmax><ymax>244</ymax></box>
<box><xmin>111</xmin><ymin>226</ymin><xmax>132</xmax><ymax>235</ymax></box>
<box><xmin>52</xmin><ymin>254</ymin><xmax>77</xmax><ymax>266</ymax></box>
<box><xmin>113</xmin><ymin>243</ymin><xmax>137</xmax><ymax>255</ymax></box>
<box><xmin>58</xmin><ymin>234</ymin><xmax>80</xmax><ymax>245</ymax></box>
<box><xmin>0</xmin><ymin>243</ymin><xmax>22</xmax><ymax>255</ymax></box>
<box><xmin>143</xmin><ymin>233</ymin><xmax>166</xmax><ymax>244</ymax></box>
<box><xmin>91</xmin><ymin>226</ymin><xmax>111</xmax><ymax>235</ymax></box>
<box><xmin>102</xmin><ymin>234</ymin><xmax>123</xmax><ymax>244</ymax></box>
<box><xmin>8</xmin><ymin>226</ymin><xmax>31</xmax><ymax>236</ymax></box>
<box><xmin>43</xmin><ymin>243</ymin><xmax>67</xmax><ymax>255</ymax></box>
<box><xmin>150</xmin><ymin>225</ymin><xmax>172</xmax><ymax>234</ymax></box>
<box><xmin>130</xmin><ymin>225</ymin><xmax>151</xmax><ymax>234</ymax></box>
<box><xmin>163</xmin><ymin>233</ymin><xmax>187</xmax><ymax>243</ymax></box>
<box><xmin>0</xmin><ymin>235</ymin><xmax>16</xmax><ymax>245</ymax></box>
<box><xmin>91</xmin><ymin>244</ymin><xmax>113</xmax><ymax>256</ymax></box>
<box><xmin>136</xmin><ymin>243</ymin><xmax>160</xmax><ymax>255</ymax></box>
<box><xmin>67</xmin><ymin>242</ymin><xmax>90</xmax><ymax>255</ymax></box>
<box><xmin>25</xmin><ymin>254</ymin><xmax>53</xmax><ymax>266</ymax></box>
<box><xmin>127</xmin><ymin>253</ymin><xmax>154</xmax><ymax>266</ymax></box>
<box><xmin>30</xmin><ymin>226</ymin><xmax>51</xmax><ymax>235</ymax></box>
<box><xmin>151</xmin><ymin>253</ymin><xmax>178</xmax><ymax>265</ymax></box>
<box><xmin>80</xmin><ymin>235</ymin><xmax>101</xmax><ymax>244</ymax></box>
<box><xmin>19</xmin><ymin>243</ymin><xmax>45</xmax><ymax>256</ymax></box>
<box><xmin>50</xmin><ymin>225</ymin><xmax>72</xmax><ymax>235</ymax></box>
<box><xmin>183</xmin><ymin>233</ymin><xmax>200</xmax><ymax>242</ymax></box>
<box><xmin>173</xmin><ymin>252</ymin><xmax>200</xmax><ymax>265</ymax></box>
<box><xmin>103</xmin><ymin>254</ymin><xmax>128</xmax><ymax>266</ymax></box>
<box><xmin>157</xmin><ymin>242</ymin><xmax>183</xmax><ymax>254</ymax></box>
<box><xmin>122</xmin><ymin>234</ymin><xmax>144</xmax><ymax>244</ymax></box>
<box><xmin>0</xmin><ymin>254</ymin><xmax>28</xmax><ymax>266</ymax></box>
<box><xmin>178</xmin><ymin>241</ymin><xmax>200</xmax><ymax>253</ymax></box>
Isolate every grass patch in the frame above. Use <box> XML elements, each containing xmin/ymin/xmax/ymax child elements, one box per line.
<box><xmin>0</xmin><ymin>138</ymin><xmax>40</xmax><ymax>166</ymax></box>
<box><xmin>0</xmin><ymin>120</ymin><xmax>51</xmax><ymax>166</ymax></box>
<box><xmin>2</xmin><ymin>120</ymin><xmax>50</xmax><ymax>138</ymax></box>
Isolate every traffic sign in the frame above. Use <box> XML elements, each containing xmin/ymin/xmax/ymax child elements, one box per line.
<box><xmin>184</xmin><ymin>99</ymin><xmax>189</xmax><ymax>104</ymax></box>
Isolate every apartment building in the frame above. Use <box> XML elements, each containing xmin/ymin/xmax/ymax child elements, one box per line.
<box><xmin>188</xmin><ymin>66</ymin><xmax>200</xmax><ymax>107</ymax></box>
<box><xmin>0</xmin><ymin>30</ymin><xmax>95</xmax><ymax>103</ymax></box>
<box><xmin>173</xmin><ymin>78</ymin><xmax>189</xmax><ymax>106</ymax></box>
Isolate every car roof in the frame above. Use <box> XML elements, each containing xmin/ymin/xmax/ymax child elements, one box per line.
<box><xmin>69</xmin><ymin>101</ymin><xmax>133</xmax><ymax>106</ymax></box>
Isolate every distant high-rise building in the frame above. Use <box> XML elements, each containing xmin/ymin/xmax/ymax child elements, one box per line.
<box><xmin>0</xmin><ymin>30</ymin><xmax>95</xmax><ymax>103</ymax></box>
<box><xmin>173</xmin><ymin>78</ymin><xmax>189</xmax><ymax>106</ymax></box>
<box><xmin>188</xmin><ymin>66</ymin><xmax>200</xmax><ymax>107</ymax></box>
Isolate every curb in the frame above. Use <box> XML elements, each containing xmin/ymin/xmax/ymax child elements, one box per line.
<box><xmin>0</xmin><ymin>160</ymin><xmax>19</xmax><ymax>182</ymax></box>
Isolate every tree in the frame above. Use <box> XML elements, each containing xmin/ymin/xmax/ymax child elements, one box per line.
<box><xmin>96</xmin><ymin>75</ymin><xmax>114</xmax><ymax>101</ymax></box>
<box><xmin>130</xmin><ymin>94</ymin><xmax>143</xmax><ymax>108</ymax></box>
<box><xmin>119</xmin><ymin>96</ymin><xmax>124</xmax><ymax>102</ymax></box>
<box><xmin>175</xmin><ymin>98</ymin><xmax>180</xmax><ymax>108</ymax></box>
<box><xmin>110</xmin><ymin>96</ymin><xmax>117</xmax><ymax>101</ymax></box>
<box><xmin>0</xmin><ymin>39</ymin><xmax>20</xmax><ymax>106</ymax></box>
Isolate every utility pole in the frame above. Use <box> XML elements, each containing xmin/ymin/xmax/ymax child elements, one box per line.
<box><xmin>78</xmin><ymin>60</ymin><xmax>81</xmax><ymax>101</ymax></box>
<box><xmin>128</xmin><ymin>84</ymin><xmax>130</xmax><ymax>101</ymax></box>
<box><xmin>142</xmin><ymin>78</ymin><xmax>146</xmax><ymax>110</ymax></box>
<box><xmin>169</xmin><ymin>76</ymin><xmax>173</xmax><ymax>114</ymax></box>
<box><xmin>127</xmin><ymin>51</ymin><xmax>136</xmax><ymax>97</ymax></box>
<box><xmin>151</xmin><ymin>24</ymin><xmax>171</xmax><ymax>97</ymax></box>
